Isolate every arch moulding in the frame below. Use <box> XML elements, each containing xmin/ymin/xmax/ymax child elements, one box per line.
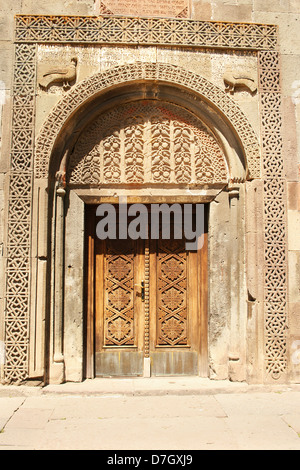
<box><xmin>35</xmin><ymin>62</ymin><xmax>261</xmax><ymax>182</ymax></box>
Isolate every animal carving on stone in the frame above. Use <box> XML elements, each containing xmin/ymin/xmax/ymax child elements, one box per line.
<box><xmin>38</xmin><ymin>57</ymin><xmax>78</xmax><ymax>91</ymax></box>
<box><xmin>223</xmin><ymin>68</ymin><xmax>257</xmax><ymax>95</ymax></box>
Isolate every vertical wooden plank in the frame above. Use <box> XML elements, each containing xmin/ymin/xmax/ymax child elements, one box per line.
<box><xmin>188</xmin><ymin>248</ymin><xmax>199</xmax><ymax>353</ymax></box>
<box><xmin>85</xmin><ymin>205</ymin><xmax>95</xmax><ymax>379</ymax></box>
<box><xmin>95</xmin><ymin>238</ymin><xmax>104</xmax><ymax>353</ymax></box>
<box><xmin>136</xmin><ymin>238</ymin><xmax>145</xmax><ymax>352</ymax></box>
<box><xmin>143</xmin><ymin>238</ymin><xmax>150</xmax><ymax>375</ymax></box>
<box><xmin>149</xmin><ymin>238</ymin><xmax>157</xmax><ymax>353</ymax></box>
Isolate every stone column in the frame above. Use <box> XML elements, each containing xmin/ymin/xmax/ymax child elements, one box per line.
<box><xmin>50</xmin><ymin>174</ymin><xmax>66</xmax><ymax>383</ymax></box>
<box><xmin>228</xmin><ymin>183</ymin><xmax>247</xmax><ymax>382</ymax></box>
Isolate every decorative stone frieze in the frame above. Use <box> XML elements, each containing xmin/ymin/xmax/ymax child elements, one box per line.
<box><xmin>15</xmin><ymin>15</ymin><xmax>278</xmax><ymax>51</ymax></box>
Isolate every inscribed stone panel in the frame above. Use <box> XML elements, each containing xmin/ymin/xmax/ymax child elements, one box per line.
<box><xmin>99</xmin><ymin>0</ymin><xmax>189</xmax><ymax>18</ymax></box>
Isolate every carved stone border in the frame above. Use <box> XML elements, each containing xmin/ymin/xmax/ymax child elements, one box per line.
<box><xmin>4</xmin><ymin>43</ymin><xmax>36</xmax><ymax>383</ymax></box>
<box><xmin>15</xmin><ymin>15</ymin><xmax>278</xmax><ymax>51</ymax></box>
<box><xmin>3</xmin><ymin>15</ymin><xmax>286</xmax><ymax>383</ymax></box>
<box><xmin>258</xmin><ymin>50</ymin><xmax>288</xmax><ymax>381</ymax></box>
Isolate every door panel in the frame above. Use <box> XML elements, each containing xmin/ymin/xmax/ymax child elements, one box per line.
<box><xmin>103</xmin><ymin>238</ymin><xmax>136</xmax><ymax>347</ymax></box>
<box><xmin>94</xmin><ymin>237</ymin><xmax>145</xmax><ymax>377</ymax></box>
<box><xmin>85</xmin><ymin>204</ymin><xmax>208</xmax><ymax>378</ymax></box>
<box><xmin>149</xmin><ymin>234</ymin><xmax>200</xmax><ymax>375</ymax></box>
<box><xmin>155</xmin><ymin>238</ymin><xmax>189</xmax><ymax>347</ymax></box>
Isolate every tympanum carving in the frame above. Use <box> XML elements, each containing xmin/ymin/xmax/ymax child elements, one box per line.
<box><xmin>68</xmin><ymin>101</ymin><xmax>229</xmax><ymax>186</ymax></box>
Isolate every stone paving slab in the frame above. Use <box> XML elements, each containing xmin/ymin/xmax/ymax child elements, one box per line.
<box><xmin>215</xmin><ymin>391</ymin><xmax>300</xmax><ymax>416</ymax></box>
<box><xmin>21</xmin><ymin>395</ymin><xmax>227</xmax><ymax>419</ymax></box>
<box><xmin>1</xmin><ymin>377</ymin><xmax>300</xmax><ymax>397</ymax></box>
<box><xmin>224</xmin><ymin>415</ymin><xmax>300</xmax><ymax>451</ymax></box>
<box><xmin>0</xmin><ymin>398</ymin><xmax>25</xmax><ymax>431</ymax></box>
<box><xmin>5</xmin><ymin>407</ymin><xmax>54</xmax><ymax>429</ymax></box>
<box><xmin>42</xmin><ymin>415</ymin><xmax>237</xmax><ymax>451</ymax></box>
<box><xmin>0</xmin><ymin>379</ymin><xmax>300</xmax><ymax>450</ymax></box>
<box><xmin>282</xmin><ymin>414</ymin><xmax>300</xmax><ymax>434</ymax></box>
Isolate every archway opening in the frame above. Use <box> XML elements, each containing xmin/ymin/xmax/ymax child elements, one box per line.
<box><xmin>35</xmin><ymin>67</ymin><xmax>256</xmax><ymax>383</ymax></box>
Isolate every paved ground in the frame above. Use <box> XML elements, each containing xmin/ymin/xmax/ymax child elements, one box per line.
<box><xmin>0</xmin><ymin>377</ymin><xmax>300</xmax><ymax>450</ymax></box>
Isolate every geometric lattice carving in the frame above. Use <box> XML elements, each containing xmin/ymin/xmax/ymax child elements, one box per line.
<box><xmin>260</xmin><ymin>92</ymin><xmax>283</xmax><ymax>179</ymax></box>
<box><xmin>258</xmin><ymin>51</ymin><xmax>281</xmax><ymax>94</ymax></box>
<box><xmin>104</xmin><ymin>240</ymin><xmax>135</xmax><ymax>346</ymax></box>
<box><xmin>4</xmin><ymin>43</ymin><xmax>36</xmax><ymax>383</ymax></box>
<box><xmin>68</xmin><ymin>101</ymin><xmax>228</xmax><ymax>186</ymax></box>
<box><xmin>156</xmin><ymin>238</ymin><xmax>188</xmax><ymax>346</ymax></box>
<box><xmin>35</xmin><ymin>63</ymin><xmax>261</xmax><ymax>180</ymax></box>
<box><xmin>15</xmin><ymin>15</ymin><xmax>278</xmax><ymax>51</ymax></box>
<box><xmin>259</xmin><ymin>50</ymin><xmax>288</xmax><ymax>381</ymax></box>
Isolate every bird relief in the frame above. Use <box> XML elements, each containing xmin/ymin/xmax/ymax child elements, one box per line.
<box><xmin>38</xmin><ymin>57</ymin><xmax>77</xmax><ymax>91</ymax></box>
<box><xmin>223</xmin><ymin>66</ymin><xmax>257</xmax><ymax>95</ymax></box>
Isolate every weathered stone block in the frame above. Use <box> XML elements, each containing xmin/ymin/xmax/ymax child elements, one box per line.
<box><xmin>254</xmin><ymin>0</ymin><xmax>290</xmax><ymax>12</ymax></box>
<box><xmin>288</xmin><ymin>210</ymin><xmax>300</xmax><ymax>251</ymax></box>
<box><xmin>283</xmin><ymin>97</ymin><xmax>299</xmax><ymax>181</ymax></box>
<box><xmin>290</xmin><ymin>302</ymin><xmax>300</xmax><ymax>335</ymax></box>
<box><xmin>21</xmin><ymin>0</ymin><xmax>96</xmax><ymax>15</ymax></box>
<box><xmin>191</xmin><ymin>0</ymin><xmax>212</xmax><ymax>20</ymax></box>
<box><xmin>0</xmin><ymin>2</ymin><xmax>22</xmax><ymax>42</ymax></box>
<box><xmin>253</xmin><ymin>12</ymin><xmax>300</xmax><ymax>55</ymax></box>
<box><xmin>287</xmin><ymin>182</ymin><xmax>299</xmax><ymax>210</ymax></box>
<box><xmin>211</xmin><ymin>4</ymin><xmax>252</xmax><ymax>22</ymax></box>
<box><xmin>98</xmin><ymin>0</ymin><xmax>189</xmax><ymax>17</ymax></box>
<box><xmin>288</xmin><ymin>251</ymin><xmax>300</xmax><ymax>303</ymax></box>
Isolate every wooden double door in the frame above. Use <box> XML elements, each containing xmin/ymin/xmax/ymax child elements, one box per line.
<box><xmin>85</xmin><ymin>204</ymin><xmax>208</xmax><ymax>377</ymax></box>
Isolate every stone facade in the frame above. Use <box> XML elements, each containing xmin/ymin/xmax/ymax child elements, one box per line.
<box><xmin>0</xmin><ymin>0</ymin><xmax>299</xmax><ymax>385</ymax></box>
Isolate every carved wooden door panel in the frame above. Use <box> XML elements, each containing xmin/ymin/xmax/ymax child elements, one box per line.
<box><xmin>149</xmin><ymin>223</ymin><xmax>205</xmax><ymax>376</ymax></box>
<box><xmin>94</xmin><ymin>236</ymin><xmax>145</xmax><ymax>377</ymax></box>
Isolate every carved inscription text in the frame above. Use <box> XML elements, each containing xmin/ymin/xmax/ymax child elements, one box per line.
<box><xmin>100</xmin><ymin>0</ymin><xmax>188</xmax><ymax>18</ymax></box>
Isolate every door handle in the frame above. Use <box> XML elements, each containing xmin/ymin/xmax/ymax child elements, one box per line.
<box><xmin>135</xmin><ymin>281</ymin><xmax>145</xmax><ymax>302</ymax></box>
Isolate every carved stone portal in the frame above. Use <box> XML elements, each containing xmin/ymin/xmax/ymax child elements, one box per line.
<box><xmin>4</xmin><ymin>14</ymin><xmax>288</xmax><ymax>385</ymax></box>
